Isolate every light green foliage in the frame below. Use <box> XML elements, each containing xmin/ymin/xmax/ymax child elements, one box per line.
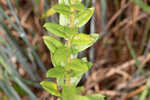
<box><xmin>76</xmin><ymin>96</ymin><xmax>90</xmax><ymax>100</ymax></box>
<box><xmin>52</xmin><ymin>47</ymin><xmax>71</xmax><ymax>66</ymax></box>
<box><xmin>62</xmin><ymin>85</ymin><xmax>77</xmax><ymax>100</ymax></box>
<box><xmin>66</xmin><ymin>58</ymin><xmax>90</xmax><ymax>77</ymax></box>
<box><xmin>53</xmin><ymin>4</ymin><xmax>71</xmax><ymax>16</ymax></box>
<box><xmin>46</xmin><ymin>67</ymin><xmax>65</xmax><ymax>78</ymax></box>
<box><xmin>75</xmin><ymin>8</ymin><xmax>94</xmax><ymax>27</ymax></box>
<box><xmin>71</xmin><ymin>33</ymin><xmax>99</xmax><ymax>52</ymax></box>
<box><xmin>43</xmin><ymin>36</ymin><xmax>63</xmax><ymax>53</ymax></box>
<box><xmin>71</xmin><ymin>3</ymin><xmax>84</xmax><ymax>11</ymax></box>
<box><xmin>44</xmin><ymin>23</ymin><xmax>77</xmax><ymax>39</ymax></box>
<box><xmin>40</xmin><ymin>0</ymin><xmax>104</xmax><ymax>100</ymax></box>
<box><xmin>86</xmin><ymin>94</ymin><xmax>105</xmax><ymax>100</ymax></box>
<box><xmin>76</xmin><ymin>94</ymin><xmax>105</xmax><ymax>100</ymax></box>
<box><xmin>40</xmin><ymin>81</ymin><xmax>60</xmax><ymax>96</ymax></box>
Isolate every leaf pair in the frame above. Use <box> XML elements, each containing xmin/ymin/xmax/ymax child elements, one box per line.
<box><xmin>40</xmin><ymin>82</ymin><xmax>85</xmax><ymax>100</ymax></box>
<box><xmin>46</xmin><ymin>58</ymin><xmax>92</xmax><ymax>78</ymax></box>
<box><xmin>40</xmin><ymin>80</ymin><xmax>105</xmax><ymax>100</ymax></box>
<box><xmin>43</xmin><ymin>4</ymin><xmax>94</xmax><ymax>28</ymax></box>
<box><xmin>43</xmin><ymin>26</ymin><xmax>99</xmax><ymax>54</ymax></box>
<box><xmin>43</xmin><ymin>36</ymin><xmax>73</xmax><ymax>67</ymax></box>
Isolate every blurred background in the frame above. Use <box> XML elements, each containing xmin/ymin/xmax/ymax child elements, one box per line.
<box><xmin>0</xmin><ymin>0</ymin><xmax>150</xmax><ymax>100</ymax></box>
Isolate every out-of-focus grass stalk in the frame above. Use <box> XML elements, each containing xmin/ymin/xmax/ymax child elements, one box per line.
<box><xmin>6</xmin><ymin>0</ymin><xmax>46</xmax><ymax>73</ymax></box>
<box><xmin>130</xmin><ymin>1</ymin><xmax>150</xmax><ymax>99</ymax></box>
<box><xmin>0</xmin><ymin>58</ymin><xmax>21</xmax><ymax>100</ymax></box>
<box><xmin>139</xmin><ymin>78</ymin><xmax>150</xmax><ymax>100</ymax></box>
<box><xmin>0</xmin><ymin>24</ymin><xmax>38</xmax><ymax>80</ymax></box>
<box><xmin>89</xmin><ymin>0</ymin><xmax>96</xmax><ymax>63</ymax></box>
<box><xmin>139</xmin><ymin>18</ymin><xmax>150</xmax><ymax>55</ymax></box>
<box><xmin>87</xmin><ymin>0</ymin><xmax>96</xmax><ymax>79</ymax></box>
<box><xmin>126</xmin><ymin>37</ymin><xmax>144</xmax><ymax>74</ymax></box>
<box><xmin>15</xmin><ymin>0</ymin><xmax>20</xmax><ymax>12</ymax></box>
<box><xmin>0</xmin><ymin>0</ymin><xmax>51</xmax><ymax>99</ymax></box>
<box><xmin>0</xmin><ymin>5</ymin><xmax>39</xmax><ymax>99</ymax></box>
<box><xmin>0</xmin><ymin>47</ymin><xmax>19</xmax><ymax>77</ymax></box>
<box><xmin>114</xmin><ymin>0</ymin><xmax>120</xmax><ymax>10</ymax></box>
<box><xmin>0</xmin><ymin>52</ymin><xmax>38</xmax><ymax>100</ymax></box>
<box><xmin>100</xmin><ymin>0</ymin><xmax>107</xmax><ymax>36</ymax></box>
<box><xmin>84</xmin><ymin>0</ymin><xmax>90</xmax><ymax>8</ymax></box>
<box><xmin>0</xmin><ymin>79</ymin><xmax>21</xmax><ymax>100</ymax></box>
<box><xmin>14</xmin><ymin>77</ymin><xmax>38</xmax><ymax>100</ymax></box>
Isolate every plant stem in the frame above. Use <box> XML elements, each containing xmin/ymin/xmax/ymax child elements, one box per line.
<box><xmin>66</xmin><ymin>38</ymin><xmax>71</xmax><ymax>86</ymax></box>
<box><xmin>65</xmin><ymin>1</ymin><xmax>75</xmax><ymax>87</ymax></box>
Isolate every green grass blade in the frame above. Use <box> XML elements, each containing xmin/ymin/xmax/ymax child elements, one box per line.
<box><xmin>0</xmin><ymin>26</ymin><xmax>38</xmax><ymax>80</ymax></box>
<box><xmin>131</xmin><ymin>0</ymin><xmax>150</xmax><ymax>14</ymax></box>
<box><xmin>0</xmin><ymin>67</ymin><xmax>21</xmax><ymax>100</ymax></box>
<box><xmin>1</xmin><ymin>1</ymin><xmax>46</xmax><ymax>73</ymax></box>
<box><xmin>14</xmin><ymin>77</ymin><xmax>38</xmax><ymax>100</ymax></box>
<box><xmin>126</xmin><ymin>37</ymin><xmax>144</xmax><ymax>74</ymax></box>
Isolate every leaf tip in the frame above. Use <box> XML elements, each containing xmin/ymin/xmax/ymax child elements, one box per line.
<box><xmin>42</xmin><ymin>36</ymin><xmax>48</xmax><ymax>40</ymax></box>
<box><xmin>43</xmin><ymin>23</ymin><xmax>48</xmax><ymax>28</ymax></box>
<box><xmin>40</xmin><ymin>81</ymin><xmax>44</xmax><ymax>86</ymax></box>
<box><xmin>46</xmin><ymin>72</ymin><xmax>50</xmax><ymax>78</ymax></box>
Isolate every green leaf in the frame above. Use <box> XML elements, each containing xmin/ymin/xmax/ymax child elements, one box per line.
<box><xmin>76</xmin><ymin>96</ymin><xmax>90</xmax><ymax>100</ymax></box>
<box><xmin>91</xmin><ymin>33</ymin><xmax>99</xmax><ymax>40</ymax></box>
<box><xmin>43</xmin><ymin>36</ymin><xmax>63</xmax><ymax>53</ymax></box>
<box><xmin>13</xmin><ymin>83</ymin><xmax>26</xmax><ymax>95</ymax></box>
<box><xmin>70</xmin><ymin>76</ymin><xmax>82</xmax><ymax>86</ymax></box>
<box><xmin>67</xmin><ymin>59</ymin><xmax>88</xmax><ymax>73</ymax></box>
<box><xmin>44</xmin><ymin>23</ymin><xmax>77</xmax><ymax>39</ymax></box>
<box><xmin>86</xmin><ymin>94</ymin><xmax>105</xmax><ymax>100</ymax></box>
<box><xmin>67</xmin><ymin>58</ymin><xmax>91</xmax><ymax>79</ymax></box>
<box><xmin>58</xmin><ymin>0</ymin><xmax>70</xmax><ymax>26</ymax></box>
<box><xmin>40</xmin><ymin>81</ymin><xmax>60</xmax><ymax>96</ymax></box>
<box><xmin>62</xmin><ymin>85</ymin><xmax>77</xmax><ymax>100</ymax></box>
<box><xmin>71</xmin><ymin>33</ymin><xmax>99</xmax><ymax>52</ymax></box>
<box><xmin>131</xmin><ymin>0</ymin><xmax>150</xmax><ymax>14</ymax></box>
<box><xmin>46</xmin><ymin>67</ymin><xmax>65</xmax><ymax>78</ymax></box>
<box><xmin>52</xmin><ymin>47</ymin><xmax>71</xmax><ymax>66</ymax></box>
<box><xmin>76</xmin><ymin>87</ymin><xmax>84</xmax><ymax>94</ymax></box>
<box><xmin>72</xmin><ymin>33</ymin><xmax>94</xmax><ymax>45</ymax></box>
<box><xmin>42</xmin><ymin>8</ymin><xmax>56</xmax><ymax>18</ymax></box>
<box><xmin>57</xmin><ymin>77</ymin><xmax>65</xmax><ymax>87</ymax></box>
<box><xmin>71</xmin><ymin>3</ymin><xmax>84</xmax><ymax>11</ymax></box>
<box><xmin>75</xmin><ymin>8</ymin><xmax>94</xmax><ymax>27</ymax></box>
<box><xmin>53</xmin><ymin>4</ymin><xmax>71</xmax><ymax>16</ymax></box>
<box><xmin>81</xmin><ymin>57</ymin><xmax>92</xmax><ymax>69</ymax></box>
<box><xmin>76</xmin><ymin>0</ymin><xmax>82</xmax><ymax>3</ymax></box>
<box><xmin>76</xmin><ymin>94</ymin><xmax>105</xmax><ymax>100</ymax></box>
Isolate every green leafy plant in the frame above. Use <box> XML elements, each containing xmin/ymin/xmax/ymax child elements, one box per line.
<box><xmin>40</xmin><ymin>0</ymin><xmax>104</xmax><ymax>100</ymax></box>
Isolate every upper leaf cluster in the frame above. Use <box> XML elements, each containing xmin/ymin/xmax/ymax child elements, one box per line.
<box><xmin>40</xmin><ymin>0</ymin><xmax>104</xmax><ymax>100</ymax></box>
<box><xmin>42</xmin><ymin>2</ymin><xmax>94</xmax><ymax>28</ymax></box>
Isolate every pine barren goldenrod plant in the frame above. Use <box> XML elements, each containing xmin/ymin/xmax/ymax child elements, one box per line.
<box><xmin>40</xmin><ymin>0</ymin><xmax>104</xmax><ymax>100</ymax></box>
